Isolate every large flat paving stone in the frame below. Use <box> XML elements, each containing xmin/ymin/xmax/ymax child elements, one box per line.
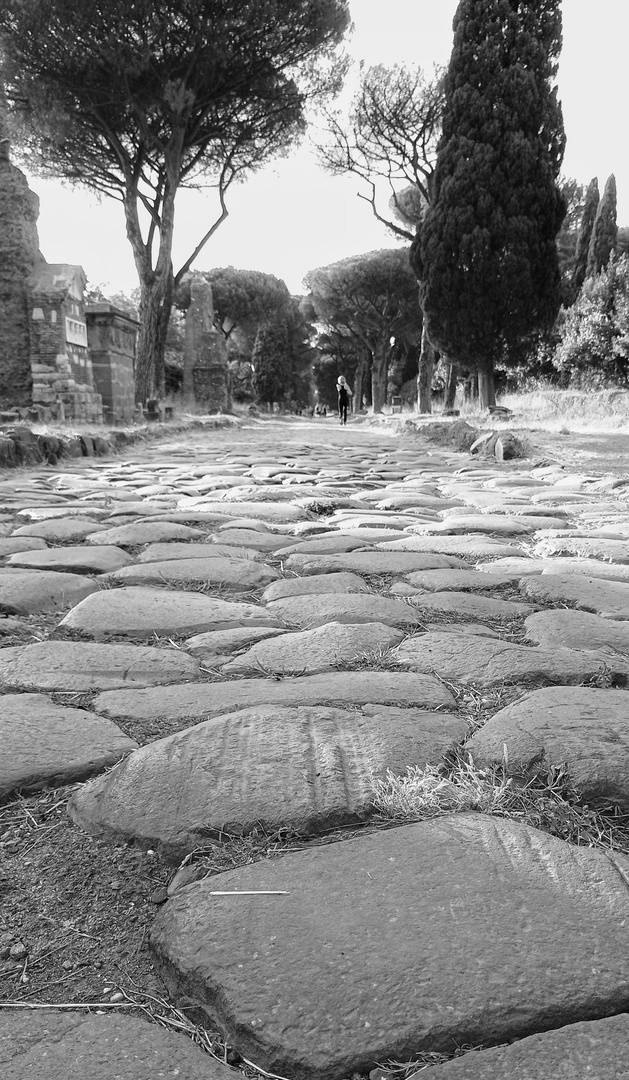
<box><xmin>11</xmin><ymin>518</ymin><xmax>112</xmax><ymax>542</ymax></box>
<box><xmin>59</xmin><ymin>586</ymin><xmax>282</xmax><ymax>639</ymax></box>
<box><xmin>5</xmin><ymin>544</ymin><xmax>134</xmax><ymax>575</ymax></box>
<box><xmin>534</xmin><ymin>535</ymin><xmax>629</xmax><ymax>563</ymax></box>
<box><xmin>525</xmin><ymin>607</ymin><xmax>629</xmax><ymax>653</ymax></box>
<box><xmin>86</xmin><ymin>521</ymin><xmax>206</xmax><ymax>545</ymax></box>
<box><xmin>419</xmin><ymin>1014</ymin><xmax>629</xmax><ymax>1079</ymax></box>
<box><xmin>150</xmin><ymin>813</ymin><xmax>629</xmax><ymax>1080</ymax></box>
<box><xmin>222</xmin><ymin>621</ymin><xmax>405</xmax><ymax>675</ymax></box>
<box><xmin>274</xmin><ymin>535</ymin><xmax>377</xmax><ymax>556</ymax></box>
<box><xmin>407</xmin><ymin>591</ymin><xmax>535</xmax><ymax>619</ymax></box>
<box><xmin>520</xmin><ymin>573</ymin><xmax>629</xmax><ymax>619</ymax></box>
<box><xmin>69</xmin><ymin>704</ymin><xmax>466</xmax><ymax>859</ymax></box>
<box><xmin>476</xmin><ymin>556</ymin><xmax>629</xmax><ymax>581</ymax></box>
<box><xmin>394</xmin><ymin>631</ymin><xmax>629</xmax><ymax>688</ymax></box>
<box><xmin>0</xmin><ymin>537</ymin><xmax>48</xmax><ymax>557</ymax></box>
<box><xmin>0</xmin><ymin>693</ymin><xmax>137</xmax><ymax>799</ymax></box>
<box><xmin>185</xmin><ymin>626</ymin><xmax>289</xmax><ymax>658</ymax></box>
<box><xmin>0</xmin><ymin>1009</ymin><xmax>232</xmax><ymax>1080</ymax></box>
<box><xmin>137</xmin><ymin>541</ymin><xmax>261</xmax><ymax>562</ymax></box>
<box><xmin>417</xmin><ymin>514</ymin><xmax>534</xmax><ymax>536</ymax></box>
<box><xmin>174</xmin><ymin>500</ymin><xmax>309</xmax><ymax>521</ymax></box>
<box><xmin>210</xmin><ymin>528</ymin><xmax>294</xmax><ymax>551</ymax></box>
<box><xmin>0</xmin><ymin>640</ymin><xmax>200</xmax><ymax>691</ymax></box>
<box><xmin>261</xmin><ymin>572</ymin><xmax>369</xmax><ymax>602</ymax></box>
<box><xmin>374</xmin><ymin>535</ymin><xmax>524</xmax><ymax>558</ymax></box>
<box><xmin>406</xmin><ymin>568</ymin><xmax>517</xmax><ymax>591</ymax></box>
<box><xmin>265</xmin><ymin>593</ymin><xmax>421</xmax><ymax>629</ymax></box>
<box><xmin>283</xmin><ymin>552</ymin><xmax>467</xmax><ymax>576</ymax></box>
<box><xmin>466</xmin><ymin>686</ymin><xmax>629</xmax><ymax>809</ymax></box>
<box><xmin>0</xmin><ymin>569</ymin><xmax>98</xmax><ymax>614</ymax></box>
<box><xmin>93</xmin><ymin>671</ymin><xmax>457</xmax><ymax>723</ymax></box>
<box><xmin>102</xmin><ymin>556</ymin><xmax>280</xmax><ymax>591</ymax></box>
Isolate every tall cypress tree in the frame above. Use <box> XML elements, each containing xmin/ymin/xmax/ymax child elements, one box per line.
<box><xmin>571</xmin><ymin>177</ymin><xmax>599</xmax><ymax>297</ymax></box>
<box><xmin>413</xmin><ymin>0</ymin><xmax>566</xmax><ymax>408</ymax></box>
<box><xmin>586</xmin><ymin>173</ymin><xmax>617</xmax><ymax>279</ymax></box>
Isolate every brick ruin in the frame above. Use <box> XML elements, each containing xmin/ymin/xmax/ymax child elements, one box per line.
<box><xmin>0</xmin><ymin>123</ymin><xmax>138</xmax><ymax>425</ymax></box>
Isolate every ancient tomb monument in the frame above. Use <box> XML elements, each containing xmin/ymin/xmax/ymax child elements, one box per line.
<box><xmin>0</xmin><ymin>118</ymin><xmax>138</xmax><ymax>423</ymax></box>
<box><xmin>182</xmin><ymin>274</ymin><xmax>230</xmax><ymax>412</ymax></box>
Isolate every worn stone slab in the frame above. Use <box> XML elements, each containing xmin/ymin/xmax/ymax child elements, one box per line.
<box><xmin>525</xmin><ymin>607</ymin><xmax>629</xmax><ymax>655</ymax></box>
<box><xmin>466</xmin><ymin>686</ymin><xmax>629</xmax><ymax>809</ymax></box>
<box><xmin>150</xmin><ymin>813</ymin><xmax>629</xmax><ymax>1080</ymax></box>
<box><xmin>0</xmin><ymin>640</ymin><xmax>200</xmax><ymax>691</ymax></box>
<box><xmin>273</xmin><ymin>536</ymin><xmax>377</xmax><ymax>556</ymax></box>
<box><xmin>208</xmin><ymin>529</ymin><xmax>293</xmax><ymax>552</ymax></box>
<box><xmin>394</xmin><ymin>631</ymin><xmax>629</xmax><ymax>688</ymax></box>
<box><xmin>417</xmin><ymin>514</ymin><xmax>534</xmax><ymax>536</ymax></box>
<box><xmin>283</xmin><ymin>552</ymin><xmax>466</xmax><ymax>576</ymax></box>
<box><xmin>520</xmin><ymin>574</ymin><xmax>629</xmax><ymax>619</ymax></box>
<box><xmin>406</xmin><ymin>568</ymin><xmax>518</xmax><ymax>592</ymax></box>
<box><xmin>11</xmin><ymin>518</ymin><xmax>111</xmax><ymax>542</ymax></box>
<box><xmin>223</xmin><ymin>621</ymin><xmax>405</xmax><ymax>675</ymax></box>
<box><xmin>93</xmin><ymin>671</ymin><xmax>456</xmax><ymax>723</ymax></box>
<box><xmin>87</xmin><ymin>521</ymin><xmax>206</xmax><ymax>546</ymax></box>
<box><xmin>420</xmin><ymin>1014</ymin><xmax>629</xmax><ymax>1079</ymax></box>
<box><xmin>0</xmin><ymin>569</ymin><xmax>98</xmax><ymax>615</ymax></box>
<box><xmin>375</xmin><ymin>535</ymin><xmax>524</xmax><ymax>558</ymax></box>
<box><xmin>15</xmin><ymin>505</ymin><xmax>108</xmax><ymax>522</ymax></box>
<box><xmin>69</xmin><ymin>704</ymin><xmax>466</xmax><ymax>859</ymax></box>
<box><xmin>0</xmin><ymin>693</ymin><xmax>137</xmax><ymax>799</ymax></box>
<box><xmin>102</xmin><ymin>556</ymin><xmax>280</xmax><ymax>591</ymax></box>
<box><xmin>0</xmin><ymin>1010</ymin><xmax>232</xmax><ymax>1080</ymax></box>
<box><xmin>59</xmin><ymin>586</ymin><xmax>283</xmax><ymax>640</ymax></box>
<box><xmin>5</xmin><ymin>545</ymin><xmax>135</xmax><ymax>575</ymax></box>
<box><xmin>407</xmin><ymin>591</ymin><xmax>535</xmax><ymax>618</ymax></box>
<box><xmin>185</xmin><ymin>626</ymin><xmax>289</xmax><ymax>658</ymax></box>
<box><xmin>266</xmin><ymin>593</ymin><xmax>421</xmax><ymax>629</ymax></box>
<box><xmin>0</xmin><ymin>537</ymin><xmax>48</xmax><ymax>557</ymax></box>
<box><xmin>137</xmin><ymin>542</ymin><xmax>261</xmax><ymax>563</ymax></box>
<box><xmin>175</xmin><ymin>500</ymin><xmax>308</xmax><ymax>521</ymax></box>
<box><xmin>534</xmin><ymin>535</ymin><xmax>629</xmax><ymax>563</ymax></box>
<box><xmin>261</xmin><ymin>572</ymin><xmax>369</xmax><ymax>603</ymax></box>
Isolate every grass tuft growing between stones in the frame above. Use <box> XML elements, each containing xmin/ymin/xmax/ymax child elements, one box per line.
<box><xmin>370</xmin><ymin>757</ymin><xmax>513</xmax><ymax>819</ymax></box>
<box><xmin>333</xmin><ymin>647</ymin><xmax>407</xmax><ymax>672</ymax></box>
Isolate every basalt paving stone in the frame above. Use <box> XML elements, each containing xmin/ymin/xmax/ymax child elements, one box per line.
<box><xmin>150</xmin><ymin>813</ymin><xmax>629</xmax><ymax>1080</ymax></box>
<box><xmin>0</xmin><ymin>537</ymin><xmax>48</xmax><ymax>557</ymax></box>
<box><xmin>86</xmin><ymin>522</ymin><xmax>206</xmax><ymax>546</ymax></box>
<box><xmin>261</xmin><ymin>572</ymin><xmax>369</xmax><ymax>603</ymax></box>
<box><xmin>406</xmin><ymin>568</ymin><xmax>518</xmax><ymax>592</ymax></box>
<box><xmin>206</xmin><ymin>529</ymin><xmax>294</xmax><ymax>552</ymax></box>
<box><xmin>0</xmin><ymin>569</ymin><xmax>98</xmax><ymax>615</ymax></box>
<box><xmin>137</xmin><ymin>542</ymin><xmax>261</xmax><ymax>563</ymax></box>
<box><xmin>525</xmin><ymin>607</ymin><xmax>629</xmax><ymax>654</ymax></box>
<box><xmin>103</xmin><ymin>556</ymin><xmax>280</xmax><ymax>591</ymax></box>
<box><xmin>0</xmin><ymin>640</ymin><xmax>200</xmax><ymax>691</ymax></box>
<box><xmin>185</xmin><ymin>626</ymin><xmax>289</xmax><ymax>658</ymax></box>
<box><xmin>265</xmin><ymin>593</ymin><xmax>422</xmax><ymax>629</ymax></box>
<box><xmin>0</xmin><ymin>1010</ymin><xmax>233</xmax><ymax>1080</ymax></box>
<box><xmin>282</xmin><ymin>552</ymin><xmax>467</xmax><ymax>576</ymax></box>
<box><xmin>394</xmin><ymin>631</ymin><xmax>629</xmax><ymax>688</ymax></box>
<box><xmin>418</xmin><ymin>1014</ymin><xmax>629</xmax><ymax>1079</ymax></box>
<box><xmin>407</xmin><ymin>591</ymin><xmax>535</xmax><ymax>619</ymax></box>
<box><xmin>14</xmin><ymin>506</ymin><xmax>109</xmax><ymax>522</ymax></box>
<box><xmin>222</xmin><ymin>621</ymin><xmax>405</xmax><ymax>675</ymax></box>
<box><xmin>59</xmin><ymin>587</ymin><xmax>283</xmax><ymax>640</ymax></box>
<box><xmin>520</xmin><ymin>574</ymin><xmax>629</xmax><ymax>619</ymax></box>
<box><xmin>416</xmin><ymin>515</ymin><xmax>534</xmax><ymax>536</ymax></box>
<box><xmin>69</xmin><ymin>704</ymin><xmax>466</xmax><ymax>859</ymax></box>
<box><xmin>273</xmin><ymin>536</ymin><xmax>377</xmax><ymax>556</ymax></box>
<box><xmin>93</xmin><ymin>671</ymin><xmax>456</xmax><ymax>724</ymax></box>
<box><xmin>174</xmin><ymin>501</ymin><xmax>309</xmax><ymax>521</ymax></box>
<box><xmin>466</xmin><ymin>686</ymin><xmax>629</xmax><ymax>809</ymax></box>
<box><xmin>479</xmin><ymin>556</ymin><xmax>629</xmax><ymax>582</ymax></box>
<box><xmin>0</xmin><ymin>693</ymin><xmax>137</xmax><ymax>799</ymax></box>
<box><xmin>5</xmin><ymin>545</ymin><xmax>135</xmax><ymax>575</ymax></box>
<box><xmin>11</xmin><ymin>518</ymin><xmax>111</xmax><ymax>542</ymax></box>
<box><xmin>533</xmin><ymin>535</ymin><xmax>629</xmax><ymax>563</ymax></box>
<box><xmin>374</xmin><ymin>536</ymin><xmax>524</xmax><ymax>558</ymax></box>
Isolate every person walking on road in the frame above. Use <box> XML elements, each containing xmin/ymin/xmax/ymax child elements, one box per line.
<box><xmin>336</xmin><ymin>376</ymin><xmax>353</xmax><ymax>425</ymax></box>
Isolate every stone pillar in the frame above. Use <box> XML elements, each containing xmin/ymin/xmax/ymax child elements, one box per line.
<box><xmin>0</xmin><ymin>101</ymin><xmax>44</xmax><ymax>408</ymax></box>
<box><xmin>183</xmin><ymin>276</ymin><xmax>230</xmax><ymax>412</ymax></box>
<box><xmin>86</xmin><ymin>303</ymin><xmax>138</xmax><ymax>423</ymax></box>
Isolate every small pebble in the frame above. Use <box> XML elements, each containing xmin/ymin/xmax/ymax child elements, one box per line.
<box><xmin>109</xmin><ymin>991</ymin><xmax>125</xmax><ymax>1003</ymax></box>
<box><xmin>149</xmin><ymin>887</ymin><xmax>169</xmax><ymax>905</ymax></box>
<box><xmin>9</xmin><ymin>942</ymin><xmax>27</xmax><ymax>960</ymax></box>
<box><xmin>62</xmin><ymin>960</ymin><xmax>73</xmax><ymax>971</ymax></box>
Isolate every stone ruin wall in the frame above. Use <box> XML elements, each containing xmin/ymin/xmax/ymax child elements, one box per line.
<box><xmin>86</xmin><ymin>303</ymin><xmax>138</xmax><ymax>424</ymax></box>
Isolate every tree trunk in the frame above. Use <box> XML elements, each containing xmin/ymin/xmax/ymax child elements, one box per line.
<box><xmin>477</xmin><ymin>360</ymin><xmax>496</xmax><ymax>411</ymax></box>
<box><xmin>135</xmin><ymin>269</ymin><xmax>175</xmax><ymax>404</ymax></box>
<box><xmin>416</xmin><ymin>324</ymin><xmax>435</xmax><ymax>413</ymax></box>
<box><xmin>371</xmin><ymin>343</ymin><xmax>389</xmax><ymax>413</ymax></box>
<box><xmin>353</xmin><ymin>357</ymin><xmax>365</xmax><ymax>414</ymax></box>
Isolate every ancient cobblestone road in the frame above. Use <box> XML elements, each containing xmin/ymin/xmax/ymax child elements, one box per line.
<box><xmin>2</xmin><ymin>417</ymin><xmax>629</xmax><ymax>1078</ymax></box>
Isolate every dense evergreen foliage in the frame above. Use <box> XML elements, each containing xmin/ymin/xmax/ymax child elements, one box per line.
<box><xmin>555</xmin><ymin>255</ymin><xmax>629</xmax><ymax>387</ymax></box>
<box><xmin>571</xmin><ymin>178</ymin><xmax>599</xmax><ymax>296</ymax></box>
<box><xmin>586</xmin><ymin>174</ymin><xmax>618</xmax><ymax>279</ymax></box>
<box><xmin>414</xmin><ymin>0</ymin><xmax>566</xmax><ymax>408</ymax></box>
<box><xmin>252</xmin><ymin>319</ymin><xmax>292</xmax><ymax>406</ymax></box>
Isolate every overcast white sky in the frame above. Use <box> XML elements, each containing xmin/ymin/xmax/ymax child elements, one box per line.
<box><xmin>27</xmin><ymin>0</ymin><xmax>629</xmax><ymax>297</ymax></box>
